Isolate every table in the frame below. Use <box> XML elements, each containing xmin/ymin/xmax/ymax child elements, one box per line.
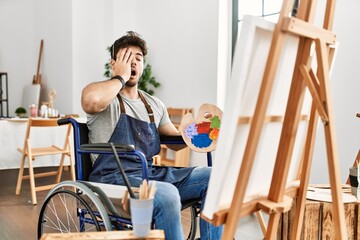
<box><xmin>0</xmin><ymin>117</ymin><xmax>84</xmax><ymax>169</ymax></box>
<box><xmin>40</xmin><ymin>230</ymin><xmax>165</xmax><ymax>240</ymax></box>
<box><xmin>278</xmin><ymin>185</ymin><xmax>359</xmax><ymax>239</ymax></box>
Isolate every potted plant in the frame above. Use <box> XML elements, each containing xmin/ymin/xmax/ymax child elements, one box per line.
<box><xmin>15</xmin><ymin>107</ymin><xmax>27</xmax><ymax>117</ymax></box>
<box><xmin>104</xmin><ymin>47</ymin><xmax>160</xmax><ymax>95</ymax></box>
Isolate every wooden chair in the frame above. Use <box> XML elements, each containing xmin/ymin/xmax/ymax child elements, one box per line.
<box><xmin>155</xmin><ymin>108</ymin><xmax>193</xmax><ymax>167</ymax></box>
<box><xmin>15</xmin><ymin>118</ymin><xmax>75</xmax><ymax>205</ymax></box>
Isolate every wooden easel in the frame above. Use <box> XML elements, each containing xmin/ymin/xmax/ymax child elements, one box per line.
<box><xmin>203</xmin><ymin>0</ymin><xmax>347</xmax><ymax>239</ymax></box>
<box><xmin>33</xmin><ymin>39</ymin><xmax>44</xmax><ymax>84</ymax></box>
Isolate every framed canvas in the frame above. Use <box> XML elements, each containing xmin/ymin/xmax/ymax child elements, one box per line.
<box><xmin>22</xmin><ymin>84</ymin><xmax>41</xmax><ymax>110</ymax></box>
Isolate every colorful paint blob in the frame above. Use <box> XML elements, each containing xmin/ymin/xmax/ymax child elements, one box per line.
<box><xmin>184</xmin><ymin>115</ymin><xmax>221</xmax><ymax>149</ymax></box>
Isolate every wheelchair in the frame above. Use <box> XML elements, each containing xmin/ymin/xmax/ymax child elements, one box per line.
<box><xmin>37</xmin><ymin>117</ymin><xmax>212</xmax><ymax>239</ymax></box>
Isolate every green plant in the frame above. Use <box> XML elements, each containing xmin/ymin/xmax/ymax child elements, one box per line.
<box><xmin>104</xmin><ymin>47</ymin><xmax>160</xmax><ymax>95</ymax></box>
<box><xmin>15</xmin><ymin>107</ymin><xmax>26</xmax><ymax>114</ymax></box>
<box><xmin>103</xmin><ymin>47</ymin><xmax>112</xmax><ymax>78</ymax></box>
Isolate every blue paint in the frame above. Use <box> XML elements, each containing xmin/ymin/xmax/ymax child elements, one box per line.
<box><xmin>191</xmin><ymin>133</ymin><xmax>212</xmax><ymax>148</ymax></box>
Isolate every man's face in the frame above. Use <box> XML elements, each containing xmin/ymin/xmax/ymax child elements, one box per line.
<box><xmin>120</xmin><ymin>46</ymin><xmax>144</xmax><ymax>87</ymax></box>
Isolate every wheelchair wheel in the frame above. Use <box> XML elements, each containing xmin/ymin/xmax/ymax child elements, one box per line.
<box><xmin>38</xmin><ymin>189</ymin><xmax>100</xmax><ymax>236</ymax></box>
<box><xmin>38</xmin><ymin>181</ymin><xmax>112</xmax><ymax>239</ymax></box>
<box><xmin>181</xmin><ymin>204</ymin><xmax>199</xmax><ymax>240</ymax></box>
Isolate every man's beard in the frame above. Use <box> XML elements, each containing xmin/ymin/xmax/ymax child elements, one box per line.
<box><xmin>125</xmin><ymin>79</ymin><xmax>138</xmax><ymax>88</ymax></box>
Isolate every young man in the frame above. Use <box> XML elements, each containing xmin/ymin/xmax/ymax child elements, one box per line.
<box><xmin>81</xmin><ymin>31</ymin><xmax>222</xmax><ymax>239</ymax></box>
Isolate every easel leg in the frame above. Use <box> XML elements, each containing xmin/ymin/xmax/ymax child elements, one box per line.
<box><xmin>291</xmin><ymin>104</ymin><xmax>319</xmax><ymax>239</ymax></box>
<box><xmin>323</xmin><ymin>118</ymin><xmax>347</xmax><ymax>239</ymax></box>
<box><xmin>315</xmin><ymin>39</ymin><xmax>347</xmax><ymax>239</ymax></box>
<box><xmin>264</xmin><ymin>213</ymin><xmax>281</xmax><ymax>240</ymax></box>
<box><xmin>255</xmin><ymin>211</ymin><xmax>267</xmax><ymax>236</ymax></box>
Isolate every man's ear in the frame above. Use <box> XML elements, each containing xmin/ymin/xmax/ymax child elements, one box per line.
<box><xmin>110</xmin><ymin>59</ymin><xmax>115</xmax><ymax>70</ymax></box>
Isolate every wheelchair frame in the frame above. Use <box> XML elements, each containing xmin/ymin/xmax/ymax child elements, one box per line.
<box><xmin>37</xmin><ymin>117</ymin><xmax>203</xmax><ymax>239</ymax></box>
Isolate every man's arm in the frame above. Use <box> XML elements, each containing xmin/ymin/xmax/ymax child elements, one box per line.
<box><xmin>158</xmin><ymin>123</ymin><xmax>187</xmax><ymax>151</ymax></box>
<box><xmin>81</xmin><ymin>48</ymin><xmax>134</xmax><ymax>114</ymax></box>
<box><xmin>81</xmin><ymin>79</ymin><xmax>123</xmax><ymax>114</ymax></box>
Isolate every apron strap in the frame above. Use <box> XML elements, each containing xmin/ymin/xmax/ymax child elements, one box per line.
<box><xmin>116</xmin><ymin>94</ymin><xmax>126</xmax><ymax>114</ymax></box>
<box><xmin>116</xmin><ymin>91</ymin><xmax>155</xmax><ymax>123</ymax></box>
<box><xmin>138</xmin><ymin>91</ymin><xmax>155</xmax><ymax>123</ymax></box>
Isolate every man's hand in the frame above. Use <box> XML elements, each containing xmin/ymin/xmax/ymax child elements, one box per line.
<box><xmin>112</xmin><ymin>48</ymin><xmax>134</xmax><ymax>82</ymax></box>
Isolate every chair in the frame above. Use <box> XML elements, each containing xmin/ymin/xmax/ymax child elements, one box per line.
<box><xmin>37</xmin><ymin>117</ymin><xmax>205</xmax><ymax>240</ymax></box>
<box><xmin>15</xmin><ymin>118</ymin><xmax>75</xmax><ymax>205</ymax></box>
<box><xmin>156</xmin><ymin>107</ymin><xmax>194</xmax><ymax>167</ymax></box>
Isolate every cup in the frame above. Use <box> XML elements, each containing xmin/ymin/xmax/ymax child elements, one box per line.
<box><xmin>130</xmin><ymin>197</ymin><xmax>154</xmax><ymax>237</ymax></box>
<box><xmin>349</xmin><ymin>166</ymin><xmax>359</xmax><ymax>197</ymax></box>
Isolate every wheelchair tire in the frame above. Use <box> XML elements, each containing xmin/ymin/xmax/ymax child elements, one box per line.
<box><xmin>182</xmin><ymin>204</ymin><xmax>199</xmax><ymax>240</ymax></box>
<box><xmin>38</xmin><ymin>189</ymin><xmax>100</xmax><ymax>238</ymax></box>
<box><xmin>37</xmin><ymin>181</ymin><xmax>112</xmax><ymax>239</ymax></box>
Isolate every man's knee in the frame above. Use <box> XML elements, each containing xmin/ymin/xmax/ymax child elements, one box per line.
<box><xmin>193</xmin><ymin>166</ymin><xmax>211</xmax><ymax>185</ymax></box>
<box><xmin>154</xmin><ymin>182</ymin><xmax>181</xmax><ymax>212</ymax></box>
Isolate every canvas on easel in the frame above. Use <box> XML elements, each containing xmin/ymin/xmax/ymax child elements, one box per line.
<box><xmin>202</xmin><ymin>0</ymin><xmax>347</xmax><ymax>239</ymax></box>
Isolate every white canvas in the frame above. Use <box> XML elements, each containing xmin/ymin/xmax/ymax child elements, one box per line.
<box><xmin>22</xmin><ymin>84</ymin><xmax>41</xmax><ymax>109</ymax></box>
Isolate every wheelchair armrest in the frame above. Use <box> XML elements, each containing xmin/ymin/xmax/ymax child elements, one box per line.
<box><xmin>78</xmin><ymin>142</ymin><xmax>149</xmax><ymax>181</ymax></box>
<box><xmin>160</xmin><ymin>134</ymin><xmax>213</xmax><ymax>167</ymax></box>
<box><xmin>59</xmin><ymin>118</ymin><xmax>165</xmax><ymax>180</ymax></box>
<box><xmin>159</xmin><ymin>135</ymin><xmax>185</xmax><ymax>144</ymax></box>
<box><xmin>80</xmin><ymin>143</ymin><xmax>135</xmax><ymax>152</ymax></box>
<box><xmin>57</xmin><ymin>117</ymin><xmax>72</xmax><ymax>126</ymax></box>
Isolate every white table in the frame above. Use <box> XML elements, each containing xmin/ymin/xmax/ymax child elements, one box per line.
<box><xmin>0</xmin><ymin>118</ymin><xmax>84</xmax><ymax>169</ymax></box>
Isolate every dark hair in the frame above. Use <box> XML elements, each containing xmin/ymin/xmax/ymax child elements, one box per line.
<box><xmin>111</xmin><ymin>31</ymin><xmax>148</xmax><ymax>60</ymax></box>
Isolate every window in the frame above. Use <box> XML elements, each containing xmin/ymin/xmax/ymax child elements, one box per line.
<box><xmin>218</xmin><ymin>0</ymin><xmax>298</xmax><ymax>107</ymax></box>
<box><xmin>232</xmin><ymin>0</ymin><xmax>299</xmax><ymax>56</ymax></box>
<box><xmin>238</xmin><ymin>0</ymin><xmax>283</xmax><ymax>23</ymax></box>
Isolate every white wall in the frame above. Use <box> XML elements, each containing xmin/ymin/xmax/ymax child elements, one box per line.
<box><xmin>309</xmin><ymin>0</ymin><xmax>360</xmax><ymax>184</ymax></box>
<box><xmin>0</xmin><ymin>0</ymin><xmax>72</xmax><ymax>115</ymax></box>
<box><xmin>0</xmin><ymin>0</ymin><xmax>36</xmax><ymax>111</ymax></box>
<box><xmin>71</xmin><ymin>0</ymin><xmax>218</xmax><ymax>117</ymax></box>
<box><xmin>108</xmin><ymin>0</ymin><xmax>219</xmax><ymax>112</ymax></box>
<box><xmin>72</xmin><ymin>0</ymin><xmax>114</xmax><ymax>117</ymax></box>
<box><xmin>0</xmin><ymin>0</ymin><xmax>359</xmax><ymax>183</ymax></box>
<box><xmin>0</xmin><ymin>0</ymin><xmax>218</xmax><ymax>117</ymax></box>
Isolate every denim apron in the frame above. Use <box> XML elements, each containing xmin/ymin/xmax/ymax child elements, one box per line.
<box><xmin>89</xmin><ymin>91</ymin><xmax>194</xmax><ymax>186</ymax></box>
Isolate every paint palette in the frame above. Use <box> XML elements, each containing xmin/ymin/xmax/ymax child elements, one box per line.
<box><xmin>179</xmin><ymin>103</ymin><xmax>223</xmax><ymax>153</ymax></box>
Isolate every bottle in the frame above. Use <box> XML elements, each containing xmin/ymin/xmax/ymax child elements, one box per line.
<box><xmin>40</xmin><ymin>104</ymin><xmax>48</xmax><ymax>118</ymax></box>
<box><xmin>29</xmin><ymin>104</ymin><xmax>37</xmax><ymax>117</ymax></box>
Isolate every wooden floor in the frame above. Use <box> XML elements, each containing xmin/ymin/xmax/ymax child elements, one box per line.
<box><xmin>0</xmin><ymin>167</ymin><xmax>72</xmax><ymax>240</ymax></box>
<box><xmin>0</xmin><ymin>168</ymin><xmax>199</xmax><ymax>240</ymax></box>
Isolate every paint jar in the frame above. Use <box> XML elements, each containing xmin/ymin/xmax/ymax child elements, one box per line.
<box><xmin>29</xmin><ymin>104</ymin><xmax>37</xmax><ymax>118</ymax></box>
<box><xmin>40</xmin><ymin>104</ymin><xmax>48</xmax><ymax>118</ymax></box>
<box><xmin>130</xmin><ymin>197</ymin><xmax>154</xmax><ymax>237</ymax></box>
